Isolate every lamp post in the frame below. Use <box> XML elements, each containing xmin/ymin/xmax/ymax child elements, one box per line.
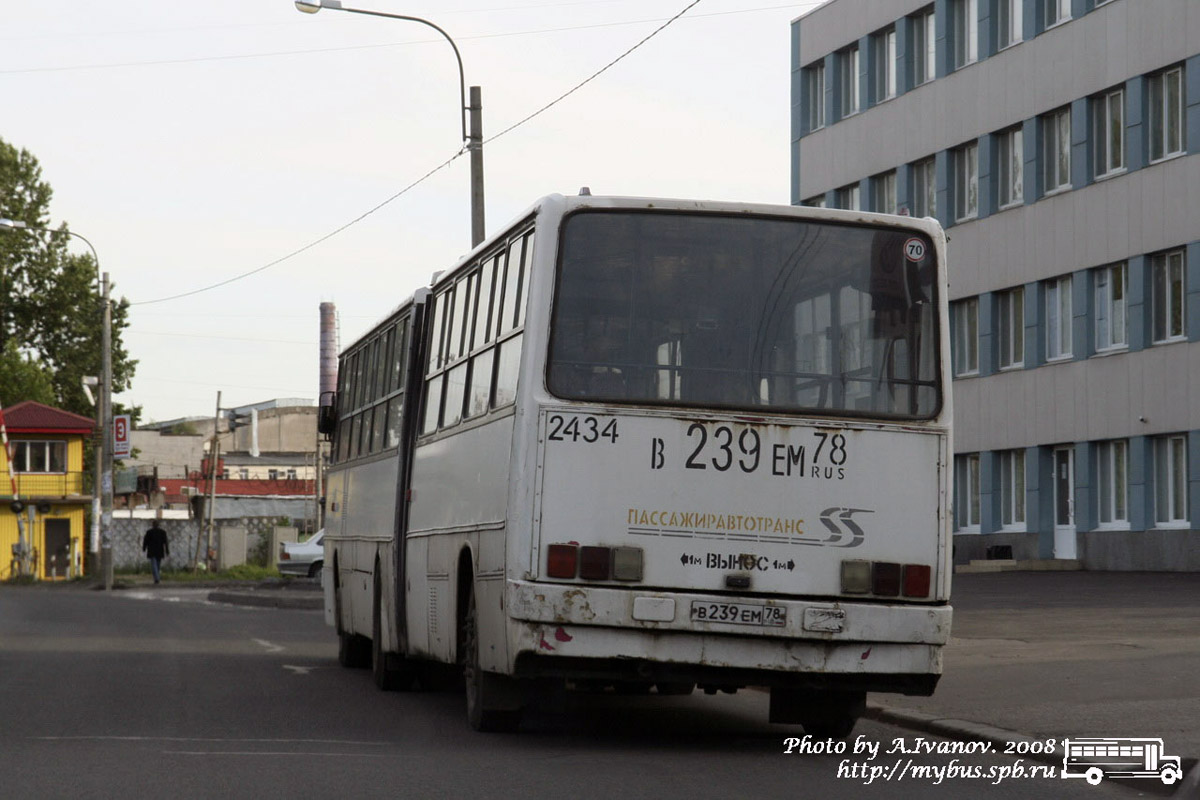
<box><xmin>0</xmin><ymin>218</ymin><xmax>114</xmax><ymax>590</ymax></box>
<box><xmin>295</xmin><ymin>0</ymin><xmax>485</xmax><ymax>247</ymax></box>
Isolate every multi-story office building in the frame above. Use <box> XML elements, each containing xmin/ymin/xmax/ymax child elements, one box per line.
<box><xmin>791</xmin><ymin>0</ymin><xmax>1199</xmax><ymax>569</ymax></box>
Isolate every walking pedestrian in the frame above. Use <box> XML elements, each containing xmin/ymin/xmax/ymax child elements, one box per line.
<box><xmin>142</xmin><ymin>522</ymin><xmax>169</xmax><ymax>584</ymax></box>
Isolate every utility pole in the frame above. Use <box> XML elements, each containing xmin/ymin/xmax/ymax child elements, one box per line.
<box><xmin>196</xmin><ymin>391</ymin><xmax>221</xmax><ymax>571</ymax></box>
<box><xmin>101</xmin><ymin>273</ymin><xmax>114</xmax><ymax>592</ymax></box>
<box><xmin>469</xmin><ymin>85</ymin><xmax>485</xmax><ymax>247</ymax></box>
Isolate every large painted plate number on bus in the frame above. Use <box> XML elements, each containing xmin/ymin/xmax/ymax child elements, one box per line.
<box><xmin>690</xmin><ymin>601</ymin><xmax>786</xmax><ymax>627</ymax></box>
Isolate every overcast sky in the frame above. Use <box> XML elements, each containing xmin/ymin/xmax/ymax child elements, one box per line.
<box><xmin>3</xmin><ymin>0</ymin><xmax>824</xmax><ymax>423</ymax></box>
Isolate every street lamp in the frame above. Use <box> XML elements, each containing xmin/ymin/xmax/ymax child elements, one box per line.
<box><xmin>294</xmin><ymin>0</ymin><xmax>486</xmax><ymax>247</ymax></box>
<box><xmin>0</xmin><ymin>217</ymin><xmax>114</xmax><ymax>590</ymax></box>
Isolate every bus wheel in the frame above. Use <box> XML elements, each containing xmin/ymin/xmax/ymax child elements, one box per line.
<box><xmin>770</xmin><ymin>688</ymin><xmax>864</xmax><ymax>740</ymax></box>
<box><xmin>462</xmin><ymin>585</ymin><xmax>522</xmax><ymax>732</ymax></box>
<box><xmin>372</xmin><ymin>573</ymin><xmax>415</xmax><ymax>691</ymax></box>
<box><xmin>1085</xmin><ymin>768</ymin><xmax>1104</xmax><ymax>785</ymax></box>
<box><xmin>335</xmin><ymin>575</ymin><xmax>370</xmax><ymax>669</ymax></box>
<box><xmin>1161</xmin><ymin>768</ymin><xmax>1180</xmax><ymax>786</ymax></box>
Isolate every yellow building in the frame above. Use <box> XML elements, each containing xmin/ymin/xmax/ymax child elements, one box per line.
<box><xmin>1</xmin><ymin>401</ymin><xmax>95</xmax><ymax>580</ymax></box>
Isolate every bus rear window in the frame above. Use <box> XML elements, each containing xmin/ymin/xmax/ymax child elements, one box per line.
<box><xmin>547</xmin><ymin>211</ymin><xmax>940</xmax><ymax>419</ymax></box>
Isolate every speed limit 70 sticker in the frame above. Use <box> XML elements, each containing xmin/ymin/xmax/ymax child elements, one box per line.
<box><xmin>903</xmin><ymin>238</ymin><xmax>926</xmax><ymax>262</ymax></box>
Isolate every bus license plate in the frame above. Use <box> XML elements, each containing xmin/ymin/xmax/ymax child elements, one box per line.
<box><xmin>690</xmin><ymin>601</ymin><xmax>786</xmax><ymax>627</ymax></box>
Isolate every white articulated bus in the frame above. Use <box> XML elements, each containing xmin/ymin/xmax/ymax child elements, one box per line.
<box><xmin>320</xmin><ymin>193</ymin><xmax>953</xmax><ymax>734</ymax></box>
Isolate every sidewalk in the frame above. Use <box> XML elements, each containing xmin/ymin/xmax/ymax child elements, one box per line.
<box><xmin>866</xmin><ymin>570</ymin><xmax>1200</xmax><ymax>790</ymax></box>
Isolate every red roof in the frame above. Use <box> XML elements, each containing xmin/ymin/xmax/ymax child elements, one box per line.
<box><xmin>0</xmin><ymin>401</ymin><xmax>95</xmax><ymax>434</ymax></box>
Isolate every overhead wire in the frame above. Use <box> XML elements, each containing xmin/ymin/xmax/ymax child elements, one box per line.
<box><xmin>131</xmin><ymin>0</ymin><xmax>704</xmax><ymax>307</ymax></box>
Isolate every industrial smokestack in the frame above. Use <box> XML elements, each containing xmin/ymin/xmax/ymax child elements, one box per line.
<box><xmin>319</xmin><ymin>302</ymin><xmax>338</xmax><ymax>399</ymax></box>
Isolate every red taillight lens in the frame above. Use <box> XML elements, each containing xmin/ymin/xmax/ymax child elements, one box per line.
<box><xmin>903</xmin><ymin>564</ymin><xmax>931</xmax><ymax>597</ymax></box>
<box><xmin>872</xmin><ymin>562</ymin><xmax>902</xmax><ymax>596</ymax></box>
<box><xmin>579</xmin><ymin>546</ymin><xmax>611</xmax><ymax>580</ymax></box>
<box><xmin>546</xmin><ymin>544</ymin><xmax>578</xmax><ymax>579</ymax></box>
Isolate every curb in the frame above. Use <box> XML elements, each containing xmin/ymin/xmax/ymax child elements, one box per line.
<box><xmin>206</xmin><ymin>590</ymin><xmax>323</xmax><ymax>610</ymax></box>
<box><xmin>866</xmin><ymin>703</ymin><xmax>1200</xmax><ymax>796</ymax></box>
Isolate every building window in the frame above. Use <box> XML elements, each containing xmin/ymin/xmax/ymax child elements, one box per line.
<box><xmin>953</xmin><ymin>141</ymin><xmax>978</xmax><ymax>222</ymax></box>
<box><xmin>952</xmin><ymin>0</ymin><xmax>978</xmax><ymax>69</ymax></box>
<box><xmin>238</xmin><ymin>468</ymin><xmax>249</xmax><ymax>480</ymax></box>
<box><xmin>955</xmin><ymin>453</ymin><xmax>981</xmax><ymax>529</ymax></box>
<box><xmin>1154</xmin><ymin>434</ymin><xmax>1188</xmax><ymax>526</ymax></box>
<box><xmin>286</xmin><ymin>468</ymin><xmax>298</xmax><ymax>480</ymax></box>
<box><xmin>997</xmin><ymin>0</ymin><xmax>1022</xmax><ymax>49</ymax></box>
<box><xmin>998</xmin><ymin>449</ymin><xmax>1026</xmax><ymax>529</ymax></box>
<box><xmin>1045</xmin><ymin>275</ymin><xmax>1073</xmax><ymax>360</ymax></box>
<box><xmin>997</xmin><ymin>127</ymin><xmax>1023</xmax><ymax>208</ymax></box>
<box><xmin>9</xmin><ymin>441</ymin><xmax>67</xmax><ymax>473</ymax></box>
<box><xmin>1093</xmin><ymin>88</ymin><xmax>1124</xmax><ymax>177</ymax></box>
<box><xmin>220</xmin><ymin>469</ymin><xmax>230</xmax><ymax>480</ymax></box>
<box><xmin>1094</xmin><ymin>263</ymin><xmax>1127</xmax><ymax>352</ymax></box>
<box><xmin>802</xmin><ymin>195</ymin><xmax>826</xmax><ymax>208</ymax></box>
<box><xmin>872</xmin><ymin>170</ymin><xmax>897</xmax><ymax>214</ymax></box>
<box><xmin>912</xmin><ymin>157</ymin><xmax>936</xmax><ymax>217</ymax></box>
<box><xmin>840</xmin><ymin>45</ymin><xmax>860</xmax><ymax>117</ymax></box>
<box><xmin>1148</xmin><ymin>66</ymin><xmax>1185</xmax><ymax>163</ymax></box>
<box><xmin>953</xmin><ymin>297</ymin><xmax>979</xmax><ymax>376</ymax></box>
<box><xmin>806</xmin><ymin>60</ymin><xmax>825</xmax><ymax>130</ymax></box>
<box><xmin>1096</xmin><ymin>439</ymin><xmax>1129</xmax><ymax>526</ymax></box>
<box><xmin>836</xmin><ymin>183</ymin><xmax>861</xmax><ymax>211</ymax></box>
<box><xmin>1151</xmin><ymin>249</ymin><xmax>1186</xmax><ymax>343</ymax></box>
<box><xmin>1044</xmin><ymin>0</ymin><xmax>1069</xmax><ymax>28</ymax></box>
<box><xmin>871</xmin><ymin>27</ymin><xmax>898</xmax><ymax>104</ymax></box>
<box><xmin>1043</xmin><ymin>107</ymin><xmax>1071</xmax><ymax>192</ymax></box>
<box><xmin>997</xmin><ymin>287</ymin><xmax>1025</xmax><ymax>369</ymax></box>
<box><xmin>911</xmin><ymin>7</ymin><xmax>936</xmax><ymax>86</ymax></box>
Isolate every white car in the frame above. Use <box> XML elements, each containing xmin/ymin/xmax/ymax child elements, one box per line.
<box><xmin>278</xmin><ymin>530</ymin><xmax>324</xmax><ymax>580</ymax></box>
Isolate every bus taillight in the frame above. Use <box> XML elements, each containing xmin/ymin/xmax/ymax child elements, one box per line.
<box><xmin>841</xmin><ymin>559</ymin><xmax>931</xmax><ymax>598</ymax></box>
<box><xmin>546</xmin><ymin>544</ymin><xmax>643</xmax><ymax>582</ymax></box>
<box><xmin>547</xmin><ymin>544</ymin><xmax>578</xmax><ymax>578</ymax></box>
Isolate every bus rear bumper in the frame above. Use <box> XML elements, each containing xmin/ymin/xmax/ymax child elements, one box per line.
<box><xmin>506</xmin><ymin>580</ymin><xmax>948</xmax><ymax>695</ymax></box>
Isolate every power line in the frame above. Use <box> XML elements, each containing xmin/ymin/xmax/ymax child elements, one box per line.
<box><xmin>0</xmin><ymin>4</ymin><xmax>797</xmax><ymax>76</ymax></box>
<box><xmin>130</xmin><ymin>0</ymin><xmax>705</xmax><ymax>307</ymax></box>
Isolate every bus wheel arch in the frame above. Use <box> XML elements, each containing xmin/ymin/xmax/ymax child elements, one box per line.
<box><xmin>457</xmin><ymin>549</ymin><xmax>523</xmax><ymax>732</ymax></box>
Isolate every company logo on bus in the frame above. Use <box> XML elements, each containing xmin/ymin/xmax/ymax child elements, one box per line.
<box><xmin>625</xmin><ymin>506</ymin><xmax>872</xmax><ymax>548</ymax></box>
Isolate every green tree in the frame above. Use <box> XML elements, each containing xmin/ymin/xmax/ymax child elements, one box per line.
<box><xmin>0</xmin><ymin>137</ymin><xmax>137</xmax><ymax>418</ymax></box>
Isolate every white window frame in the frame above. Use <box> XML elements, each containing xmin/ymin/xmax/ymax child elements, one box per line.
<box><xmin>953</xmin><ymin>141</ymin><xmax>978</xmax><ymax>222</ymax></box>
<box><xmin>1094</xmin><ymin>262</ymin><xmax>1128</xmax><ymax>352</ymax></box>
<box><xmin>1148</xmin><ymin>66</ymin><xmax>1185</xmax><ymax>163</ymax></box>
<box><xmin>955</xmin><ymin>453</ymin><xmax>982</xmax><ymax>531</ymax></box>
<box><xmin>953</xmin><ymin>297</ymin><xmax>979</xmax><ymax>376</ymax></box>
<box><xmin>1096</xmin><ymin>439</ymin><xmax>1129</xmax><ymax>528</ymax></box>
<box><xmin>807</xmin><ymin>61</ymin><xmax>826</xmax><ymax>131</ymax></box>
<box><xmin>999</xmin><ymin>449</ymin><xmax>1026</xmax><ymax>530</ymax></box>
<box><xmin>1151</xmin><ymin>249</ymin><xmax>1187</xmax><ymax>343</ymax></box>
<box><xmin>1046</xmin><ymin>275</ymin><xmax>1073</xmax><ymax>361</ymax></box>
<box><xmin>953</xmin><ymin>0</ymin><xmax>978</xmax><ymax>69</ymax></box>
<box><xmin>998</xmin><ymin>0</ymin><xmax>1023</xmax><ymax>49</ymax></box>
<box><xmin>912</xmin><ymin>157</ymin><xmax>936</xmax><ymax>218</ymax></box>
<box><xmin>1043</xmin><ymin>107</ymin><xmax>1072</xmax><ymax>193</ymax></box>
<box><xmin>1044</xmin><ymin>0</ymin><xmax>1070</xmax><ymax>29</ymax></box>
<box><xmin>912</xmin><ymin>8</ymin><xmax>936</xmax><ymax>86</ymax></box>
<box><xmin>1093</xmin><ymin>88</ymin><xmax>1125</xmax><ymax>178</ymax></box>
<box><xmin>875</xmin><ymin>27</ymin><xmax>897</xmax><ymax>102</ymax></box>
<box><xmin>836</xmin><ymin>183</ymin><xmax>861</xmax><ymax>211</ymax></box>
<box><xmin>873</xmin><ymin>170</ymin><xmax>897</xmax><ymax>214</ymax></box>
<box><xmin>997</xmin><ymin>287</ymin><xmax>1025</xmax><ymax>369</ymax></box>
<box><xmin>997</xmin><ymin>127</ymin><xmax>1024</xmax><ymax>209</ymax></box>
<box><xmin>1154</xmin><ymin>434</ymin><xmax>1189</xmax><ymax>527</ymax></box>
<box><xmin>9</xmin><ymin>440</ymin><xmax>67</xmax><ymax>474</ymax></box>
<box><xmin>840</xmin><ymin>45</ymin><xmax>860</xmax><ymax>117</ymax></box>
<box><xmin>802</xmin><ymin>195</ymin><xmax>826</xmax><ymax>208</ymax></box>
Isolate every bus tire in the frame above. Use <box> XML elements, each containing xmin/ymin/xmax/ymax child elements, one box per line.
<box><xmin>1085</xmin><ymin>767</ymin><xmax>1104</xmax><ymax>786</ymax></box>
<box><xmin>335</xmin><ymin>566</ymin><xmax>370</xmax><ymax>669</ymax></box>
<box><xmin>462</xmin><ymin>584</ymin><xmax>522</xmax><ymax>732</ymax></box>
<box><xmin>373</xmin><ymin>571</ymin><xmax>415</xmax><ymax>691</ymax></box>
<box><xmin>770</xmin><ymin>688</ymin><xmax>864</xmax><ymax>740</ymax></box>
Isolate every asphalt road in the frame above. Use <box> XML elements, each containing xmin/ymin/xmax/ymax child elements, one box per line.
<box><xmin>0</xmin><ymin>584</ymin><xmax>1135</xmax><ymax>800</ymax></box>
